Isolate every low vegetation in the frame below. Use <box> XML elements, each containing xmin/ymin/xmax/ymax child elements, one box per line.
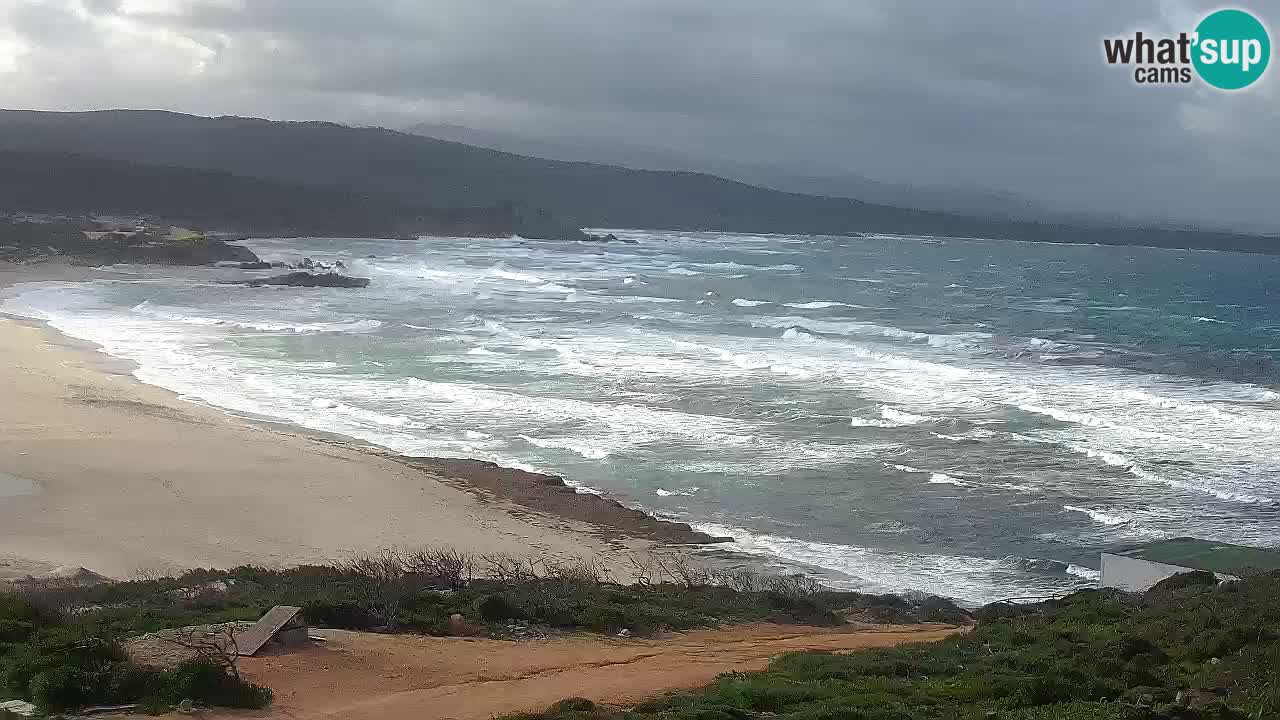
<box><xmin>0</xmin><ymin>548</ymin><xmax>964</xmax><ymax>713</ymax></box>
<box><xmin>510</xmin><ymin>571</ymin><xmax>1280</xmax><ymax>720</ymax></box>
<box><xmin>0</xmin><ymin>593</ymin><xmax>271</xmax><ymax>713</ymax></box>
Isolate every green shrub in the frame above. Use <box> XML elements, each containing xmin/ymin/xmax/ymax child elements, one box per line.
<box><xmin>153</xmin><ymin>660</ymin><xmax>273</xmax><ymax>709</ymax></box>
<box><xmin>507</xmin><ymin>573</ymin><xmax>1280</xmax><ymax>720</ymax></box>
<box><xmin>0</xmin><ymin>595</ymin><xmax>43</xmax><ymax>644</ymax></box>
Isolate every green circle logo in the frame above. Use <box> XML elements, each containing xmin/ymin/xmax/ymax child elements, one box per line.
<box><xmin>1193</xmin><ymin>9</ymin><xmax>1270</xmax><ymax>90</ymax></box>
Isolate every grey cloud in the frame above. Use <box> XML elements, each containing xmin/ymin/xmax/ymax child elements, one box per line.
<box><xmin>0</xmin><ymin>0</ymin><xmax>1276</xmax><ymax>231</ymax></box>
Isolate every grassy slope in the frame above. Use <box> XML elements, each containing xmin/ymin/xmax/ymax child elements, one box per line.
<box><xmin>510</xmin><ymin>572</ymin><xmax>1280</xmax><ymax>720</ymax></box>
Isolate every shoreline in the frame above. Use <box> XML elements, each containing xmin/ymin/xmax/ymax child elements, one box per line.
<box><xmin>0</xmin><ymin>261</ymin><xmax>727</xmax><ymax>584</ymax></box>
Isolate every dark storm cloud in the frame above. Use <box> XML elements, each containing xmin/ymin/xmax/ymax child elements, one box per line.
<box><xmin>0</xmin><ymin>0</ymin><xmax>1276</xmax><ymax>230</ymax></box>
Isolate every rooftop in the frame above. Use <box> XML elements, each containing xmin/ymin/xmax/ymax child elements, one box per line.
<box><xmin>1119</xmin><ymin>537</ymin><xmax>1280</xmax><ymax>576</ymax></box>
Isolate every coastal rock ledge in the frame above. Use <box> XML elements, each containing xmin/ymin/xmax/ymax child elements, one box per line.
<box><xmin>401</xmin><ymin>457</ymin><xmax>734</xmax><ymax>545</ymax></box>
<box><xmin>246</xmin><ymin>271</ymin><xmax>371</xmax><ymax>288</ymax></box>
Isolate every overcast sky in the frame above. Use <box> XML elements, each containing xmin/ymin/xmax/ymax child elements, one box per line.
<box><xmin>1</xmin><ymin>0</ymin><xmax>1276</xmax><ymax>231</ymax></box>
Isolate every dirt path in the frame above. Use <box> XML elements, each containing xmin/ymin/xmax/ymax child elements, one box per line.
<box><xmin>228</xmin><ymin>623</ymin><xmax>961</xmax><ymax>720</ymax></box>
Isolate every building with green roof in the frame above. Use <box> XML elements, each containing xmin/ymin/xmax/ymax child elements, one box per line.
<box><xmin>1100</xmin><ymin>537</ymin><xmax>1280</xmax><ymax>592</ymax></box>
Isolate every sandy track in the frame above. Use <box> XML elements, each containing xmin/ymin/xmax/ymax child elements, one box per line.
<box><xmin>230</xmin><ymin>623</ymin><xmax>961</xmax><ymax>720</ymax></box>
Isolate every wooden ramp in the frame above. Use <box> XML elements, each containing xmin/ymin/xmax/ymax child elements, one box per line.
<box><xmin>234</xmin><ymin>605</ymin><xmax>303</xmax><ymax>656</ymax></box>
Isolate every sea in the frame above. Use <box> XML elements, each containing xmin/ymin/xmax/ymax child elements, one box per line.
<box><xmin>5</xmin><ymin>229</ymin><xmax>1279</xmax><ymax>605</ymax></box>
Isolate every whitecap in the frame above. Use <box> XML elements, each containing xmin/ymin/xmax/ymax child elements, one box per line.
<box><xmin>782</xmin><ymin>301</ymin><xmax>859</xmax><ymax>309</ymax></box>
<box><xmin>731</xmin><ymin>298</ymin><xmax>771</xmax><ymax>307</ymax></box>
<box><xmin>517</xmin><ymin>434</ymin><xmax>611</xmax><ymax>460</ymax></box>
<box><xmin>691</xmin><ymin>522</ymin><xmax>1097</xmax><ymax>605</ymax></box>
<box><xmin>1066</xmin><ymin>564</ymin><xmax>1101</xmax><ymax>581</ymax></box>
<box><xmin>489</xmin><ymin>266</ymin><xmax>543</xmax><ymax>283</ymax></box>
<box><xmin>887</xmin><ymin>463</ymin><xmax>924</xmax><ymax>473</ymax></box>
<box><xmin>655</xmin><ymin>487</ymin><xmax>699</xmax><ymax>497</ymax></box>
<box><xmin>1063</xmin><ymin>505</ymin><xmax>1129</xmax><ymax>526</ymax></box>
<box><xmin>132</xmin><ymin>302</ymin><xmax>382</xmax><ymax>334</ymax></box>
<box><xmin>850</xmin><ymin>415</ymin><xmax>896</xmax><ymax>428</ymax></box>
<box><xmin>879</xmin><ymin>406</ymin><xmax>933</xmax><ymax>425</ymax></box>
<box><xmin>1064</xmin><ymin>443</ymin><xmax>1272</xmax><ymax>505</ymax></box>
<box><xmin>563</xmin><ymin>479</ymin><xmax>606</xmax><ymax>495</ymax></box>
<box><xmin>537</xmin><ymin>282</ymin><xmax>576</xmax><ymax>293</ymax></box>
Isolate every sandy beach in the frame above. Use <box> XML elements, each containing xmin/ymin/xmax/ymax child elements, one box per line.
<box><xmin>0</xmin><ymin>262</ymin><xmax>667</xmax><ymax>583</ymax></box>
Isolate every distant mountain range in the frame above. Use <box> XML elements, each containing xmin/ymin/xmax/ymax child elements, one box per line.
<box><xmin>0</xmin><ymin>109</ymin><xmax>1275</xmax><ymax>253</ymax></box>
<box><xmin>404</xmin><ymin>122</ymin><xmax>1061</xmax><ymax>222</ymax></box>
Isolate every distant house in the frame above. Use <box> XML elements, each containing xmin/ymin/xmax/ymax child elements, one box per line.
<box><xmin>1101</xmin><ymin>537</ymin><xmax>1280</xmax><ymax>592</ymax></box>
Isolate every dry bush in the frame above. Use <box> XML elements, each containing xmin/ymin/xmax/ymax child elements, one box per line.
<box><xmin>766</xmin><ymin>573</ymin><xmax>822</xmax><ymax>597</ymax></box>
<box><xmin>333</xmin><ymin>550</ymin><xmax>422</xmax><ymax>629</ymax></box>
<box><xmin>626</xmin><ymin>554</ymin><xmax>661</xmax><ymax>586</ymax></box>
<box><xmin>400</xmin><ymin>547</ymin><xmax>474</xmax><ymax>591</ymax></box>
<box><xmin>652</xmin><ymin>554</ymin><xmax>712</xmax><ymax>588</ymax></box>
<box><xmin>131</xmin><ymin>565</ymin><xmax>177</xmax><ymax>583</ymax></box>
<box><xmin>543</xmin><ymin>557</ymin><xmax>614</xmax><ymax>584</ymax></box>
<box><xmin>479</xmin><ymin>552</ymin><xmax>543</xmax><ymax>582</ymax></box>
<box><xmin>713</xmin><ymin>568</ymin><xmax>766</xmax><ymax>593</ymax></box>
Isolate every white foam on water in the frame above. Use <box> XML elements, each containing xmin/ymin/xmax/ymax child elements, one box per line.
<box><xmin>753</xmin><ymin>316</ymin><xmax>992</xmax><ymax>353</ymax></box>
<box><xmin>887</xmin><ymin>463</ymin><xmax>924</xmax><ymax>474</ymax></box>
<box><xmin>655</xmin><ymin>487</ymin><xmax>699</xmax><ymax>497</ymax></box>
<box><xmin>562</xmin><ymin>478</ymin><xmax>606</xmax><ymax>495</ymax></box>
<box><xmin>131</xmin><ymin>301</ymin><xmax>383</xmax><ymax>334</ymax></box>
<box><xmin>731</xmin><ymin>298</ymin><xmax>771</xmax><ymax>307</ymax></box>
<box><xmin>537</xmin><ymin>282</ymin><xmax>576</xmax><ymax>294</ymax></box>
<box><xmin>9</xmin><ymin>234</ymin><xmax>1280</xmax><ymax>604</ymax></box>
<box><xmin>518</xmin><ymin>434</ymin><xmax>612</xmax><ymax>460</ymax></box>
<box><xmin>595</xmin><ymin>295</ymin><xmax>684</xmax><ymax>304</ymax></box>
<box><xmin>692</xmin><ymin>523</ymin><xmax>1095</xmax><ymax>605</ymax></box>
<box><xmin>1063</xmin><ymin>505</ymin><xmax>1130</xmax><ymax>526</ymax></box>
<box><xmin>879</xmin><ymin>406</ymin><xmax>933</xmax><ymax>424</ymax></box>
<box><xmin>928</xmin><ymin>472</ymin><xmax>966</xmax><ymax>486</ymax></box>
<box><xmin>488</xmin><ymin>266</ymin><xmax>543</xmax><ymax>283</ymax></box>
<box><xmin>782</xmin><ymin>301</ymin><xmax>859</xmax><ymax>309</ymax></box>
<box><xmin>1066</xmin><ymin>564</ymin><xmax>1101</xmax><ymax>580</ymax></box>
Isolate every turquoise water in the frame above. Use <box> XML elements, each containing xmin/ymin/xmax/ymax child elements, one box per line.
<box><xmin>6</xmin><ymin>230</ymin><xmax>1279</xmax><ymax>603</ymax></box>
